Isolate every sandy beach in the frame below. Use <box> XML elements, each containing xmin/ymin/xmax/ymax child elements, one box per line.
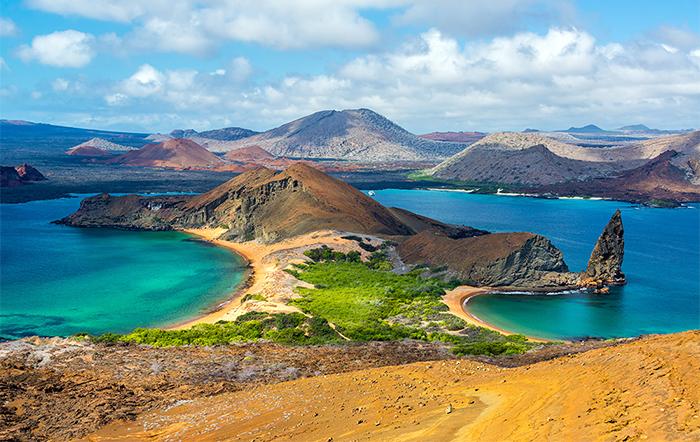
<box><xmin>170</xmin><ymin>228</ymin><xmax>376</xmax><ymax>329</ymax></box>
<box><xmin>443</xmin><ymin>286</ymin><xmax>551</xmax><ymax>343</ymax></box>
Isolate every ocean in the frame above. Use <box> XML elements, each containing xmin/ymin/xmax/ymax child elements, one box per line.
<box><xmin>0</xmin><ymin>196</ymin><xmax>246</xmax><ymax>339</ymax></box>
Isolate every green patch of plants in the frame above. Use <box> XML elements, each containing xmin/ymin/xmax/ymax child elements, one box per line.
<box><xmin>90</xmin><ymin>312</ymin><xmax>342</xmax><ymax>347</ymax></box>
<box><xmin>241</xmin><ymin>293</ymin><xmax>267</xmax><ymax>303</ymax></box>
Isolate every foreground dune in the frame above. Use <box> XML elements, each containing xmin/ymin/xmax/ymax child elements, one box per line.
<box><xmin>88</xmin><ymin>331</ymin><xmax>700</xmax><ymax>441</ymax></box>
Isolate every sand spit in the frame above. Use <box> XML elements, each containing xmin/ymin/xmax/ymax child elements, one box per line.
<box><xmin>172</xmin><ymin>228</ymin><xmax>382</xmax><ymax>328</ymax></box>
<box><xmin>88</xmin><ymin>330</ymin><xmax>700</xmax><ymax>441</ymax></box>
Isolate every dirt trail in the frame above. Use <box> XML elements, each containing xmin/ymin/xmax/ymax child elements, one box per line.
<box><xmin>88</xmin><ymin>331</ymin><xmax>700</xmax><ymax>441</ymax></box>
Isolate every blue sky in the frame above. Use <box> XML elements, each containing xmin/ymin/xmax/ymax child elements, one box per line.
<box><xmin>1</xmin><ymin>0</ymin><xmax>699</xmax><ymax>133</ymax></box>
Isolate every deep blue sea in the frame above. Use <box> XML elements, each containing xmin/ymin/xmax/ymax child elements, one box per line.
<box><xmin>0</xmin><ymin>196</ymin><xmax>246</xmax><ymax>340</ymax></box>
<box><xmin>371</xmin><ymin>189</ymin><xmax>700</xmax><ymax>340</ymax></box>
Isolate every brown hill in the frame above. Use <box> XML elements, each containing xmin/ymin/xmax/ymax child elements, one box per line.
<box><xmin>539</xmin><ymin>150</ymin><xmax>700</xmax><ymax>203</ymax></box>
<box><xmin>108</xmin><ymin>138</ymin><xmax>223</xmax><ymax>169</ymax></box>
<box><xmin>180</xmin><ymin>163</ymin><xmax>414</xmax><ymax>241</ymax></box>
<box><xmin>89</xmin><ymin>331</ymin><xmax>700</xmax><ymax>441</ymax></box>
<box><xmin>224</xmin><ymin>145</ymin><xmax>275</xmax><ymax>163</ymax></box>
<box><xmin>430</xmin><ymin>144</ymin><xmax>623</xmax><ymax>185</ymax></box>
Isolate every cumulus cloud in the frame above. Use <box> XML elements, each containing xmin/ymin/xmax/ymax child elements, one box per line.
<box><xmin>27</xmin><ymin>0</ymin><xmax>390</xmax><ymax>53</ymax></box>
<box><xmin>17</xmin><ymin>30</ymin><xmax>95</xmax><ymax>67</ymax></box>
<box><xmin>96</xmin><ymin>26</ymin><xmax>700</xmax><ymax>132</ymax></box>
<box><xmin>0</xmin><ymin>17</ymin><xmax>19</xmax><ymax>36</ymax></box>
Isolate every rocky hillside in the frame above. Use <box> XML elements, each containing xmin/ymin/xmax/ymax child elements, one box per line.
<box><xmin>536</xmin><ymin>150</ymin><xmax>700</xmax><ymax>204</ymax></box>
<box><xmin>58</xmin><ymin>164</ymin><xmax>624</xmax><ymax>289</ymax></box>
<box><xmin>84</xmin><ymin>331</ymin><xmax>700</xmax><ymax>441</ymax></box>
<box><xmin>429</xmin><ymin>144</ymin><xmax>623</xmax><ymax>185</ymax></box>
<box><xmin>66</xmin><ymin>137</ymin><xmax>134</xmax><ymax>156</ymax></box>
<box><xmin>219</xmin><ymin>109</ymin><xmax>468</xmax><ymax>161</ymax></box>
<box><xmin>108</xmin><ymin>138</ymin><xmax>224</xmax><ymax>169</ymax></box>
<box><xmin>171</xmin><ymin>126</ymin><xmax>258</xmax><ymax>141</ymax></box>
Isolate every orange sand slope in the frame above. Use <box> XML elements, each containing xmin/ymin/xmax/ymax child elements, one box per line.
<box><xmin>88</xmin><ymin>331</ymin><xmax>700</xmax><ymax>441</ymax></box>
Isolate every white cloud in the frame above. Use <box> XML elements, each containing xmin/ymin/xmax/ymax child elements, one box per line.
<box><xmin>119</xmin><ymin>64</ymin><xmax>164</xmax><ymax>97</ymax></box>
<box><xmin>52</xmin><ymin>78</ymin><xmax>70</xmax><ymax>91</ymax></box>
<box><xmin>26</xmin><ymin>0</ymin><xmax>148</xmax><ymax>22</ymax></box>
<box><xmin>26</xmin><ymin>0</ymin><xmax>392</xmax><ymax>53</ymax></box>
<box><xmin>0</xmin><ymin>57</ymin><xmax>8</xmax><ymax>71</ymax></box>
<box><xmin>17</xmin><ymin>30</ymin><xmax>95</xmax><ymax>67</ymax></box>
<box><xmin>0</xmin><ymin>17</ymin><xmax>19</xmax><ymax>36</ymax></box>
<box><xmin>228</xmin><ymin>57</ymin><xmax>252</xmax><ymax>82</ymax></box>
<box><xmin>101</xmin><ymin>26</ymin><xmax>700</xmax><ymax>132</ymax></box>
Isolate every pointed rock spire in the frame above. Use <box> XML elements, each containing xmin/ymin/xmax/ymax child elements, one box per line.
<box><xmin>583</xmin><ymin>210</ymin><xmax>625</xmax><ymax>286</ymax></box>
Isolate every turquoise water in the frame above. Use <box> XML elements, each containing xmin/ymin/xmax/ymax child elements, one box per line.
<box><xmin>371</xmin><ymin>190</ymin><xmax>700</xmax><ymax>340</ymax></box>
<box><xmin>0</xmin><ymin>196</ymin><xmax>246</xmax><ymax>339</ymax></box>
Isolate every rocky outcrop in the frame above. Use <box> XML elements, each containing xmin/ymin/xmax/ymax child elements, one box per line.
<box><xmin>1</xmin><ymin>164</ymin><xmax>47</xmax><ymax>187</ymax></box>
<box><xmin>581</xmin><ymin>210</ymin><xmax>625</xmax><ymax>286</ymax></box>
<box><xmin>397</xmin><ymin>231</ymin><xmax>572</xmax><ymax>288</ymax></box>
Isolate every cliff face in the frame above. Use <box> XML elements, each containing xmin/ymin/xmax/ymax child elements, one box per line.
<box><xmin>397</xmin><ymin>231</ymin><xmax>571</xmax><ymax>287</ymax></box>
<box><xmin>582</xmin><ymin>210</ymin><xmax>625</xmax><ymax>285</ymax></box>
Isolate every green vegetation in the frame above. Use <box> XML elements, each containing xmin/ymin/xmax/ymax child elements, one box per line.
<box><xmin>406</xmin><ymin>171</ymin><xmax>525</xmax><ymax>194</ymax></box>
<box><xmin>88</xmin><ymin>246</ymin><xmax>535</xmax><ymax>356</ymax></box>
<box><xmin>92</xmin><ymin>312</ymin><xmax>341</xmax><ymax>346</ymax></box>
<box><xmin>290</xmin><ymin>247</ymin><xmax>534</xmax><ymax>355</ymax></box>
<box><xmin>241</xmin><ymin>293</ymin><xmax>267</xmax><ymax>302</ymax></box>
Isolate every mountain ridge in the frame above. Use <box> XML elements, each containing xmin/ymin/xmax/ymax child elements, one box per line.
<box><xmin>218</xmin><ymin>108</ymin><xmax>468</xmax><ymax>161</ymax></box>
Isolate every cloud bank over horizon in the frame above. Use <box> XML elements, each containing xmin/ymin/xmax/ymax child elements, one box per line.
<box><xmin>1</xmin><ymin>0</ymin><xmax>699</xmax><ymax>133</ymax></box>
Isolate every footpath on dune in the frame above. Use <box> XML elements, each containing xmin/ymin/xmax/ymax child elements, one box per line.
<box><xmin>88</xmin><ymin>331</ymin><xmax>700</xmax><ymax>441</ymax></box>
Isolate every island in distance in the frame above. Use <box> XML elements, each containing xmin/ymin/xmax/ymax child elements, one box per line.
<box><xmin>2</xmin><ymin>110</ymin><xmax>699</xmax><ymax>206</ymax></box>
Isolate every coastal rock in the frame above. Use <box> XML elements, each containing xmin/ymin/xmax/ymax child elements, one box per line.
<box><xmin>582</xmin><ymin>209</ymin><xmax>626</xmax><ymax>285</ymax></box>
<box><xmin>1</xmin><ymin>164</ymin><xmax>47</xmax><ymax>187</ymax></box>
<box><xmin>397</xmin><ymin>230</ymin><xmax>570</xmax><ymax>287</ymax></box>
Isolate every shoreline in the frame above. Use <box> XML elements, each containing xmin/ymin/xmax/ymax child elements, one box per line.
<box><xmin>167</xmin><ymin>229</ymin><xmax>365</xmax><ymax>330</ymax></box>
<box><xmin>166</xmin><ymin>228</ymin><xmax>257</xmax><ymax>329</ymax></box>
<box><xmin>443</xmin><ymin>286</ymin><xmax>552</xmax><ymax>343</ymax></box>
<box><xmin>170</xmin><ymin>228</ymin><xmax>555</xmax><ymax>343</ymax></box>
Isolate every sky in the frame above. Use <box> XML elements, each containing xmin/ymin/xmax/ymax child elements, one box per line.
<box><xmin>0</xmin><ymin>0</ymin><xmax>699</xmax><ymax>133</ymax></box>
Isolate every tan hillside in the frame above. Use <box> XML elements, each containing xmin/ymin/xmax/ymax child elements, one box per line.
<box><xmin>108</xmin><ymin>138</ymin><xmax>224</xmax><ymax>169</ymax></box>
<box><xmin>90</xmin><ymin>330</ymin><xmax>700</xmax><ymax>441</ymax></box>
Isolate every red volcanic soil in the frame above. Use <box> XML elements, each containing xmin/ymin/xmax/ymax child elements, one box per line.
<box><xmin>109</xmin><ymin>138</ymin><xmax>224</xmax><ymax>169</ymax></box>
<box><xmin>224</xmin><ymin>146</ymin><xmax>275</xmax><ymax>163</ymax></box>
<box><xmin>66</xmin><ymin>145</ymin><xmax>112</xmax><ymax>157</ymax></box>
<box><xmin>419</xmin><ymin>131</ymin><xmax>486</xmax><ymax>144</ymax></box>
